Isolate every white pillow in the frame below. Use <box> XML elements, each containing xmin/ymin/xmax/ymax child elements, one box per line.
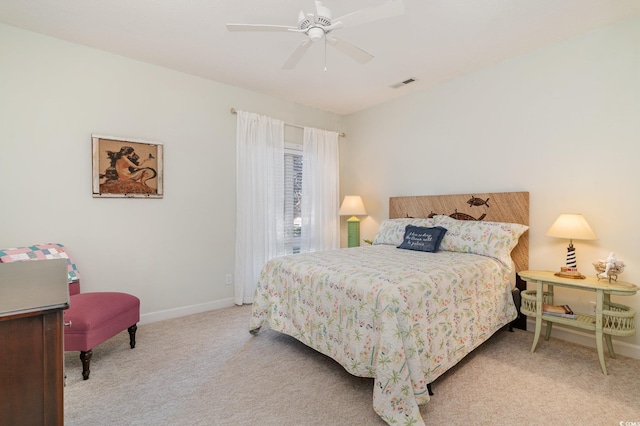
<box><xmin>373</xmin><ymin>218</ymin><xmax>436</xmax><ymax>246</ymax></box>
<box><xmin>433</xmin><ymin>215</ymin><xmax>528</xmax><ymax>267</ymax></box>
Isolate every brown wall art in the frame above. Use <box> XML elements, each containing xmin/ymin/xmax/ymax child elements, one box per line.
<box><xmin>92</xmin><ymin>135</ymin><xmax>164</xmax><ymax>198</ymax></box>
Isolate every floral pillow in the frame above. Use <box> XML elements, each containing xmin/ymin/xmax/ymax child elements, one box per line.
<box><xmin>373</xmin><ymin>217</ymin><xmax>436</xmax><ymax>246</ymax></box>
<box><xmin>433</xmin><ymin>215</ymin><xmax>528</xmax><ymax>267</ymax></box>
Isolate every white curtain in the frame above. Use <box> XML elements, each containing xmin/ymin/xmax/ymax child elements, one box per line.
<box><xmin>299</xmin><ymin>127</ymin><xmax>340</xmax><ymax>252</ymax></box>
<box><xmin>234</xmin><ymin>110</ymin><xmax>285</xmax><ymax>305</ymax></box>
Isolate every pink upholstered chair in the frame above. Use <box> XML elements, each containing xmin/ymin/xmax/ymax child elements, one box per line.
<box><xmin>0</xmin><ymin>243</ymin><xmax>140</xmax><ymax>380</ymax></box>
<box><xmin>64</xmin><ymin>281</ymin><xmax>140</xmax><ymax>380</ymax></box>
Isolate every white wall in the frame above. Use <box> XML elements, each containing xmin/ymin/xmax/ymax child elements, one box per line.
<box><xmin>0</xmin><ymin>24</ymin><xmax>342</xmax><ymax>322</ymax></box>
<box><xmin>342</xmin><ymin>15</ymin><xmax>640</xmax><ymax>357</ymax></box>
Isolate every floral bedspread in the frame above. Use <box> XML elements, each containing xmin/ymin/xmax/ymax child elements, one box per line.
<box><xmin>250</xmin><ymin>245</ymin><xmax>517</xmax><ymax>425</ymax></box>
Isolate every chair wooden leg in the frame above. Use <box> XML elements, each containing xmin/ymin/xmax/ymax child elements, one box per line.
<box><xmin>128</xmin><ymin>324</ymin><xmax>137</xmax><ymax>349</ymax></box>
<box><xmin>80</xmin><ymin>349</ymin><xmax>93</xmax><ymax>380</ymax></box>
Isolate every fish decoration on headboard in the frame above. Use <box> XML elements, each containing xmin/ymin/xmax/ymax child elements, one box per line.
<box><xmin>450</xmin><ymin>209</ymin><xmax>486</xmax><ymax>221</ymax></box>
<box><xmin>404</xmin><ymin>196</ymin><xmax>489</xmax><ymax>221</ymax></box>
<box><xmin>467</xmin><ymin>196</ymin><xmax>489</xmax><ymax>208</ymax></box>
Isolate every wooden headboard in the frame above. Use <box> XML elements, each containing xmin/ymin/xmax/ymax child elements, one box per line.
<box><xmin>389</xmin><ymin>191</ymin><xmax>529</xmax><ymax>274</ymax></box>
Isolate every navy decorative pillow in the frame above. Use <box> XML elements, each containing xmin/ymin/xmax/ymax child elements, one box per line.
<box><xmin>397</xmin><ymin>225</ymin><xmax>448</xmax><ymax>253</ymax></box>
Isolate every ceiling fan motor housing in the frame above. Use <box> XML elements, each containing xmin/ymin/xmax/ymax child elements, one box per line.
<box><xmin>314</xmin><ymin>2</ymin><xmax>332</xmax><ymax>26</ymax></box>
<box><xmin>315</xmin><ymin>15</ymin><xmax>331</xmax><ymax>27</ymax></box>
<box><xmin>297</xmin><ymin>11</ymin><xmax>311</xmax><ymax>30</ymax></box>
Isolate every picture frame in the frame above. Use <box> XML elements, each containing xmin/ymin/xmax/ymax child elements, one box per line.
<box><xmin>92</xmin><ymin>134</ymin><xmax>164</xmax><ymax>198</ymax></box>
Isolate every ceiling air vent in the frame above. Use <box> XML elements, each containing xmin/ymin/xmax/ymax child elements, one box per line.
<box><xmin>389</xmin><ymin>78</ymin><xmax>416</xmax><ymax>89</ymax></box>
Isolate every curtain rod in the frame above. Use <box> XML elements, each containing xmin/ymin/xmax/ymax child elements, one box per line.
<box><xmin>230</xmin><ymin>108</ymin><xmax>345</xmax><ymax>138</ymax></box>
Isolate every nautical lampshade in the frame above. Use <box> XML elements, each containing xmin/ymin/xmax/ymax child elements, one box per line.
<box><xmin>546</xmin><ymin>213</ymin><xmax>597</xmax><ymax>277</ymax></box>
<box><xmin>339</xmin><ymin>196</ymin><xmax>366</xmax><ymax>248</ymax></box>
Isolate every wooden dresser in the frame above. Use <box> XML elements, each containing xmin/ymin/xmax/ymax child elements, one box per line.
<box><xmin>0</xmin><ymin>259</ymin><xmax>69</xmax><ymax>426</ymax></box>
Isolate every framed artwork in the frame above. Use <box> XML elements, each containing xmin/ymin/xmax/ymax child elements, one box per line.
<box><xmin>92</xmin><ymin>134</ymin><xmax>164</xmax><ymax>198</ymax></box>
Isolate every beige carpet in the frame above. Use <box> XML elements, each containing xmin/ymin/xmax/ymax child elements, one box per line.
<box><xmin>64</xmin><ymin>305</ymin><xmax>640</xmax><ymax>425</ymax></box>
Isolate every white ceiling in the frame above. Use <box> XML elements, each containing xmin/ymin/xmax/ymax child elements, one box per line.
<box><xmin>1</xmin><ymin>0</ymin><xmax>639</xmax><ymax>115</ymax></box>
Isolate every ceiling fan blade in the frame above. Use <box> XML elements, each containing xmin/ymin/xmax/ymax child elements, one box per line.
<box><xmin>326</xmin><ymin>36</ymin><xmax>373</xmax><ymax>64</ymax></box>
<box><xmin>333</xmin><ymin>0</ymin><xmax>404</xmax><ymax>28</ymax></box>
<box><xmin>226</xmin><ymin>23</ymin><xmax>297</xmax><ymax>32</ymax></box>
<box><xmin>282</xmin><ymin>39</ymin><xmax>312</xmax><ymax>69</ymax></box>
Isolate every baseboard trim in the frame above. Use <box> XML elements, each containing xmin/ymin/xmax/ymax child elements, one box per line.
<box><xmin>525</xmin><ymin>318</ymin><xmax>640</xmax><ymax>360</ymax></box>
<box><xmin>140</xmin><ymin>298</ymin><xmax>236</xmax><ymax>325</ymax></box>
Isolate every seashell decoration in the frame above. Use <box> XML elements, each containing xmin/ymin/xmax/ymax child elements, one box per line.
<box><xmin>593</xmin><ymin>252</ymin><xmax>625</xmax><ymax>282</ymax></box>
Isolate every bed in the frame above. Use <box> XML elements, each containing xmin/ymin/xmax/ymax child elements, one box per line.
<box><xmin>250</xmin><ymin>191</ymin><xmax>529</xmax><ymax>425</ymax></box>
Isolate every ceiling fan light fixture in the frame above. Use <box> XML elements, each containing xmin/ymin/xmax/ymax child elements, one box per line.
<box><xmin>308</xmin><ymin>27</ymin><xmax>325</xmax><ymax>42</ymax></box>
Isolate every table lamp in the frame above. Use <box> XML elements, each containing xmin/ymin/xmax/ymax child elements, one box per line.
<box><xmin>339</xmin><ymin>195</ymin><xmax>366</xmax><ymax>247</ymax></box>
<box><xmin>545</xmin><ymin>213</ymin><xmax>597</xmax><ymax>279</ymax></box>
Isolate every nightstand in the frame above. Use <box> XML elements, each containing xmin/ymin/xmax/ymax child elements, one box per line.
<box><xmin>518</xmin><ymin>270</ymin><xmax>637</xmax><ymax>374</ymax></box>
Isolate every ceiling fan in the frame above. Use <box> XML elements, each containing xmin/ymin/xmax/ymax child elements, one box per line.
<box><xmin>226</xmin><ymin>0</ymin><xmax>405</xmax><ymax>70</ymax></box>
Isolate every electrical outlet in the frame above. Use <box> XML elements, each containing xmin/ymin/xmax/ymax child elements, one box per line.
<box><xmin>225</xmin><ymin>274</ymin><xmax>232</xmax><ymax>285</ymax></box>
<box><xmin>589</xmin><ymin>301</ymin><xmax>596</xmax><ymax>316</ymax></box>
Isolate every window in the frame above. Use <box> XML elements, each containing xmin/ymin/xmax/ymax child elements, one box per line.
<box><xmin>284</xmin><ymin>143</ymin><xmax>302</xmax><ymax>254</ymax></box>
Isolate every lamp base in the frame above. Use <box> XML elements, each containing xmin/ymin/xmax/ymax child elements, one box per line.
<box><xmin>346</xmin><ymin>216</ymin><xmax>360</xmax><ymax>248</ymax></box>
<box><xmin>554</xmin><ymin>266</ymin><xmax>585</xmax><ymax>279</ymax></box>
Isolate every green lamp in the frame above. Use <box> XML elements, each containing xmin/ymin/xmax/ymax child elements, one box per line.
<box><xmin>339</xmin><ymin>195</ymin><xmax>366</xmax><ymax>248</ymax></box>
